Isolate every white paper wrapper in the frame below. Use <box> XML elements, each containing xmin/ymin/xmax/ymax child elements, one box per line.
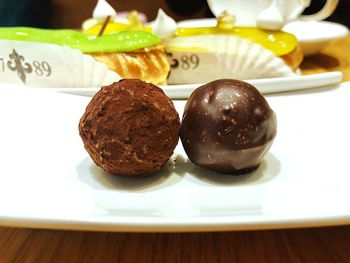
<box><xmin>164</xmin><ymin>35</ymin><xmax>295</xmax><ymax>85</ymax></box>
<box><xmin>0</xmin><ymin>40</ymin><xmax>121</xmax><ymax>88</ymax></box>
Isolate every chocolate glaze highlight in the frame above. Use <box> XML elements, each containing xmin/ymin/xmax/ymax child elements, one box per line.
<box><xmin>180</xmin><ymin>79</ymin><xmax>277</xmax><ymax>174</ymax></box>
<box><xmin>79</xmin><ymin>79</ymin><xmax>180</xmax><ymax>176</ymax></box>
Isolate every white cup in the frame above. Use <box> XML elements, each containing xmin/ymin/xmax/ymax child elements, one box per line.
<box><xmin>207</xmin><ymin>0</ymin><xmax>339</xmax><ymax>30</ymax></box>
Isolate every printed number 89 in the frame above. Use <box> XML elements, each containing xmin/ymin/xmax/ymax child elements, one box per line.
<box><xmin>33</xmin><ymin>61</ymin><xmax>51</xmax><ymax>76</ymax></box>
<box><xmin>180</xmin><ymin>55</ymin><xmax>199</xmax><ymax>70</ymax></box>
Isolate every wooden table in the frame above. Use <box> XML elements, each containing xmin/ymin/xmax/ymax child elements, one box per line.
<box><xmin>1</xmin><ymin>36</ymin><xmax>350</xmax><ymax>263</ymax></box>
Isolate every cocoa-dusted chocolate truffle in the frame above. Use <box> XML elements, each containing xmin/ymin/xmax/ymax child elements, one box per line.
<box><xmin>79</xmin><ymin>79</ymin><xmax>180</xmax><ymax>176</ymax></box>
<box><xmin>180</xmin><ymin>79</ymin><xmax>277</xmax><ymax>174</ymax></box>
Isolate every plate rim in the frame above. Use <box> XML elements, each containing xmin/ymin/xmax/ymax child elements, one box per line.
<box><xmin>1</xmin><ymin>213</ymin><xmax>350</xmax><ymax>232</ymax></box>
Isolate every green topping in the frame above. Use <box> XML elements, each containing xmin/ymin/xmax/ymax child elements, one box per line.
<box><xmin>0</xmin><ymin>27</ymin><xmax>160</xmax><ymax>53</ymax></box>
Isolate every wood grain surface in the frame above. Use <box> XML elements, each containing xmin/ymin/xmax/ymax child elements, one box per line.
<box><xmin>1</xmin><ymin>226</ymin><xmax>350</xmax><ymax>262</ymax></box>
<box><xmin>0</xmin><ymin>36</ymin><xmax>349</xmax><ymax>263</ymax></box>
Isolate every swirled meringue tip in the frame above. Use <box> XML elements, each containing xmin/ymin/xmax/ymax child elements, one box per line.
<box><xmin>152</xmin><ymin>9</ymin><xmax>177</xmax><ymax>38</ymax></box>
<box><xmin>92</xmin><ymin>0</ymin><xmax>117</xmax><ymax>20</ymax></box>
<box><xmin>256</xmin><ymin>2</ymin><xmax>284</xmax><ymax>30</ymax></box>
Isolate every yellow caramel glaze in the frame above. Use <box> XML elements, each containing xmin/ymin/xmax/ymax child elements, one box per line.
<box><xmin>176</xmin><ymin>27</ymin><xmax>297</xmax><ymax>56</ymax></box>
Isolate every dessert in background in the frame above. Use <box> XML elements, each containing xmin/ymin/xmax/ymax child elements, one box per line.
<box><xmin>82</xmin><ymin>2</ymin><xmax>303</xmax><ymax>85</ymax></box>
<box><xmin>88</xmin><ymin>40</ymin><xmax>170</xmax><ymax>85</ymax></box>
<box><xmin>0</xmin><ymin>0</ymin><xmax>171</xmax><ymax>87</ymax></box>
<box><xmin>180</xmin><ymin>79</ymin><xmax>277</xmax><ymax>174</ymax></box>
<box><xmin>79</xmin><ymin>79</ymin><xmax>180</xmax><ymax>177</ymax></box>
<box><xmin>82</xmin><ymin>0</ymin><xmax>170</xmax><ymax>85</ymax></box>
<box><xmin>164</xmin><ymin>11</ymin><xmax>303</xmax><ymax>84</ymax></box>
<box><xmin>0</xmin><ymin>26</ymin><xmax>168</xmax><ymax>86</ymax></box>
<box><xmin>81</xmin><ymin>0</ymin><xmax>148</xmax><ymax>33</ymax></box>
<box><xmin>0</xmin><ymin>26</ymin><xmax>170</xmax><ymax>87</ymax></box>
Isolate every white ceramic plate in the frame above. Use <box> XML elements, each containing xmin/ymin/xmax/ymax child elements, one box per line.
<box><xmin>0</xmin><ymin>82</ymin><xmax>350</xmax><ymax>232</ymax></box>
<box><xmin>283</xmin><ymin>20</ymin><xmax>349</xmax><ymax>56</ymax></box>
<box><xmin>38</xmin><ymin>71</ymin><xmax>342</xmax><ymax>99</ymax></box>
<box><xmin>177</xmin><ymin>18</ymin><xmax>349</xmax><ymax>56</ymax></box>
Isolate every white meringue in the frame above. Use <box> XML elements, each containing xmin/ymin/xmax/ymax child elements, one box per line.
<box><xmin>92</xmin><ymin>0</ymin><xmax>117</xmax><ymax>20</ymax></box>
<box><xmin>152</xmin><ymin>9</ymin><xmax>177</xmax><ymax>38</ymax></box>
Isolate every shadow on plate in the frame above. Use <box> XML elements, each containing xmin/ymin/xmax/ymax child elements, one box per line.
<box><xmin>180</xmin><ymin>152</ymin><xmax>281</xmax><ymax>186</ymax></box>
<box><xmin>76</xmin><ymin>154</ymin><xmax>188</xmax><ymax>192</ymax></box>
<box><xmin>77</xmin><ymin>152</ymin><xmax>280</xmax><ymax>191</ymax></box>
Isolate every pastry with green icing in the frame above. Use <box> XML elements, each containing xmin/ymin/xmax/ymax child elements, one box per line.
<box><xmin>0</xmin><ymin>27</ymin><xmax>170</xmax><ymax>85</ymax></box>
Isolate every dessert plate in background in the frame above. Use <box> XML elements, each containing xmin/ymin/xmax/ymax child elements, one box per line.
<box><xmin>0</xmin><ymin>84</ymin><xmax>350</xmax><ymax>232</ymax></box>
<box><xmin>47</xmin><ymin>71</ymin><xmax>342</xmax><ymax>98</ymax></box>
<box><xmin>283</xmin><ymin>20</ymin><xmax>349</xmax><ymax>56</ymax></box>
<box><xmin>177</xmin><ymin>19</ymin><xmax>349</xmax><ymax>56</ymax></box>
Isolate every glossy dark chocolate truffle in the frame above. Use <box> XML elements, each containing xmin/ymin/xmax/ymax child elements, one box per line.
<box><xmin>79</xmin><ymin>79</ymin><xmax>180</xmax><ymax>176</ymax></box>
<box><xmin>180</xmin><ymin>79</ymin><xmax>277</xmax><ymax>174</ymax></box>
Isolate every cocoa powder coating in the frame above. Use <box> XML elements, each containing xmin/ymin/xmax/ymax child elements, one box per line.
<box><xmin>79</xmin><ymin>79</ymin><xmax>180</xmax><ymax>176</ymax></box>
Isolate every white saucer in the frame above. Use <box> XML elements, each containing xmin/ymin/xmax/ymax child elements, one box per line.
<box><xmin>283</xmin><ymin>20</ymin><xmax>349</xmax><ymax>56</ymax></box>
<box><xmin>177</xmin><ymin>19</ymin><xmax>349</xmax><ymax>56</ymax></box>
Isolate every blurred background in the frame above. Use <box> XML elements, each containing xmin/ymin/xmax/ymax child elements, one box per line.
<box><xmin>0</xmin><ymin>0</ymin><xmax>349</xmax><ymax>28</ymax></box>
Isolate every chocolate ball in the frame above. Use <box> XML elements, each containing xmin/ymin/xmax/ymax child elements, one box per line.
<box><xmin>180</xmin><ymin>79</ymin><xmax>277</xmax><ymax>174</ymax></box>
<box><xmin>79</xmin><ymin>79</ymin><xmax>180</xmax><ymax>176</ymax></box>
